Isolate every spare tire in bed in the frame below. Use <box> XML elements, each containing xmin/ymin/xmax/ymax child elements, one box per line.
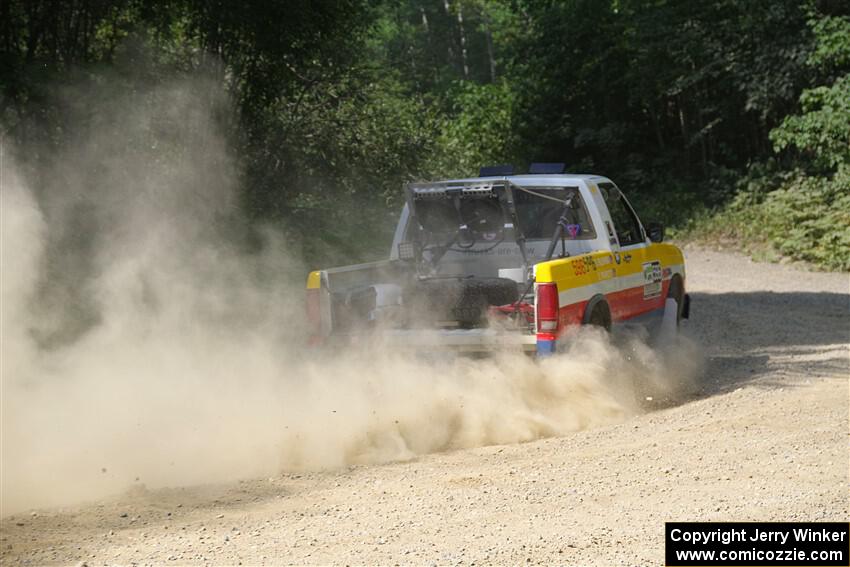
<box><xmin>405</xmin><ymin>277</ymin><xmax>519</xmax><ymax>327</ymax></box>
<box><xmin>462</xmin><ymin>277</ymin><xmax>520</xmax><ymax>307</ymax></box>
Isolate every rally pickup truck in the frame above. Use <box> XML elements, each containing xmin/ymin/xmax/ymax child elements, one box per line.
<box><xmin>306</xmin><ymin>164</ymin><xmax>689</xmax><ymax>355</ymax></box>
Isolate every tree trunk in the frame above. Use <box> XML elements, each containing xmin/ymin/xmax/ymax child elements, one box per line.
<box><xmin>677</xmin><ymin>94</ymin><xmax>691</xmax><ymax>174</ymax></box>
<box><xmin>420</xmin><ymin>6</ymin><xmax>439</xmax><ymax>84</ymax></box>
<box><xmin>648</xmin><ymin>102</ymin><xmax>665</xmax><ymax>152</ymax></box>
<box><xmin>483</xmin><ymin>10</ymin><xmax>497</xmax><ymax>82</ymax></box>
<box><xmin>25</xmin><ymin>1</ymin><xmax>43</xmax><ymax>62</ymax></box>
<box><xmin>455</xmin><ymin>1</ymin><xmax>469</xmax><ymax>80</ymax></box>
<box><xmin>694</xmin><ymin>96</ymin><xmax>708</xmax><ymax>175</ymax></box>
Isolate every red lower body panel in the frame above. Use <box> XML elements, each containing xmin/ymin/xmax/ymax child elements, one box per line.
<box><xmin>545</xmin><ymin>279</ymin><xmax>672</xmax><ymax>340</ymax></box>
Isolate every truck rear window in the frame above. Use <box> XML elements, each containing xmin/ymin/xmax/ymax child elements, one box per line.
<box><xmin>514</xmin><ymin>186</ymin><xmax>596</xmax><ymax>240</ymax></box>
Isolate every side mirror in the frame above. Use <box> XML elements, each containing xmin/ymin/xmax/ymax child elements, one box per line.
<box><xmin>647</xmin><ymin>222</ymin><xmax>664</xmax><ymax>243</ymax></box>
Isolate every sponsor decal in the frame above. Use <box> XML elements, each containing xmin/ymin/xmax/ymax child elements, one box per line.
<box><xmin>596</xmin><ymin>254</ymin><xmax>613</xmax><ymax>267</ymax></box>
<box><xmin>571</xmin><ymin>255</ymin><xmax>598</xmax><ymax>277</ymax></box>
<box><xmin>666</xmin><ymin>521</ymin><xmax>849</xmax><ymax>566</ymax></box>
<box><xmin>642</xmin><ymin>260</ymin><xmax>663</xmax><ymax>299</ymax></box>
<box><xmin>566</xmin><ymin>224</ymin><xmax>581</xmax><ymax>238</ymax></box>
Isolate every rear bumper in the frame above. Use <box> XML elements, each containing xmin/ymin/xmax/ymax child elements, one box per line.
<box><xmin>380</xmin><ymin>329</ymin><xmax>537</xmax><ymax>353</ymax></box>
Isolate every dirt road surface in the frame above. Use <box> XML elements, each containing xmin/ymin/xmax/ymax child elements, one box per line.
<box><xmin>2</xmin><ymin>247</ymin><xmax>848</xmax><ymax>566</ymax></box>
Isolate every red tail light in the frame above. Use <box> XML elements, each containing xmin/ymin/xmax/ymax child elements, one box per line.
<box><xmin>306</xmin><ymin>288</ymin><xmax>321</xmax><ymax>339</ymax></box>
<box><xmin>536</xmin><ymin>283</ymin><xmax>559</xmax><ymax>333</ymax></box>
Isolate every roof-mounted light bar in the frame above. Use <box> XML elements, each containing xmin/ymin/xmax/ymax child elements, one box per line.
<box><xmin>479</xmin><ymin>164</ymin><xmax>515</xmax><ymax>177</ymax></box>
<box><xmin>408</xmin><ymin>181</ymin><xmax>499</xmax><ymax>199</ymax></box>
<box><xmin>529</xmin><ymin>162</ymin><xmax>566</xmax><ymax>174</ymax></box>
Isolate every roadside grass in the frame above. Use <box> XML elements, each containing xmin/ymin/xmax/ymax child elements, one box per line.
<box><xmin>673</xmin><ymin>169</ymin><xmax>850</xmax><ymax>272</ymax></box>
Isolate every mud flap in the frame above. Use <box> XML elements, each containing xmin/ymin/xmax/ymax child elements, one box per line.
<box><xmin>536</xmin><ymin>338</ymin><xmax>557</xmax><ymax>356</ymax></box>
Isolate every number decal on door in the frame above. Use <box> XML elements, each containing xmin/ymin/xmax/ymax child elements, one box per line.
<box><xmin>642</xmin><ymin>261</ymin><xmax>662</xmax><ymax>299</ymax></box>
<box><xmin>572</xmin><ymin>256</ymin><xmax>597</xmax><ymax>277</ymax></box>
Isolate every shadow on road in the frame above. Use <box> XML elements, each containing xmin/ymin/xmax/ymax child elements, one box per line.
<box><xmin>683</xmin><ymin>290</ymin><xmax>849</xmax><ymax>397</ymax></box>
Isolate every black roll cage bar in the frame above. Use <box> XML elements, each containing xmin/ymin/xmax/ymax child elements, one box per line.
<box><xmin>405</xmin><ymin>179</ymin><xmax>530</xmax><ymax>273</ymax></box>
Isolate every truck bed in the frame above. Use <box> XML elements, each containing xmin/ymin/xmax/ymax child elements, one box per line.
<box><xmin>379</xmin><ymin>328</ymin><xmax>537</xmax><ymax>353</ymax></box>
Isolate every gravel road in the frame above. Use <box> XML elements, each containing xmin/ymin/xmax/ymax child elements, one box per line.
<box><xmin>2</xmin><ymin>247</ymin><xmax>848</xmax><ymax>566</ymax></box>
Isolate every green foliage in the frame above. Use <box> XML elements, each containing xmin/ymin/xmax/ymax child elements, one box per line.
<box><xmin>510</xmin><ymin>0</ymin><xmax>811</xmax><ymax>186</ymax></box>
<box><xmin>808</xmin><ymin>12</ymin><xmax>850</xmax><ymax>70</ymax></box>
<box><xmin>771</xmin><ymin>75</ymin><xmax>850</xmax><ymax>170</ymax></box>
<box><xmin>258</xmin><ymin>74</ymin><xmax>440</xmax><ymax>265</ymax></box>
<box><xmin>770</xmin><ymin>13</ymin><xmax>850</xmax><ymax>171</ymax></box>
<box><xmin>687</xmin><ymin>8</ymin><xmax>850</xmax><ymax>271</ymax></box>
<box><xmin>691</xmin><ymin>166</ymin><xmax>850</xmax><ymax>271</ymax></box>
<box><xmin>426</xmin><ymin>80</ymin><xmax>518</xmax><ymax>177</ymax></box>
<box><xmin>2</xmin><ymin>0</ymin><xmax>848</xmax><ymax>269</ymax></box>
<box><xmin>758</xmin><ymin>169</ymin><xmax>850</xmax><ymax>270</ymax></box>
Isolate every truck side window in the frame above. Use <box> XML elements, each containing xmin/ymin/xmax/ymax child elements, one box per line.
<box><xmin>599</xmin><ymin>183</ymin><xmax>643</xmax><ymax>246</ymax></box>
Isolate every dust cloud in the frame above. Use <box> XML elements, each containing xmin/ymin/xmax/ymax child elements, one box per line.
<box><xmin>0</xmin><ymin>78</ymin><xmax>701</xmax><ymax>515</ymax></box>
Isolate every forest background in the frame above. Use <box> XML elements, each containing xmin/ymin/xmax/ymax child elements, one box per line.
<box><xmin>2</xmin><ymin>0</ymin><xmax>848</xmax><ymax>270</ymax></box>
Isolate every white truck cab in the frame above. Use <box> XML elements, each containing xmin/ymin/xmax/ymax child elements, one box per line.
<box><xmin>307</xmin><ymin>166</ymin><xmax>687</xmax><ymax>355</ymax></box>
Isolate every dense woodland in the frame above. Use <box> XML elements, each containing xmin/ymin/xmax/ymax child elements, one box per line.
<box><xmin>2</xmin><ymin>0</ymin><xmax>848</xmax><ymax>268</ymax></box>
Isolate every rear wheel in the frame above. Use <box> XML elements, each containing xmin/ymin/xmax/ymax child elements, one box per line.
<box><xmin>586</xmin><ymin>301</ymin><xmax>612</xmax><ymax>332</ymax></box>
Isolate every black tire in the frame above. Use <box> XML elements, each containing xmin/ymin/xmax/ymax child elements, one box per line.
<box><xmin>407</xmin><ymin>277</ymin><xmax>519</xmax><ymax>327</ymax></box>
<box><xmin>586</xmin><ymin>301</ymin><xmax>612</xmax><ymax>332</ymax></box>
<box><xmin>463</xmin><ymin>277</ymin><xmax>519</xmax><ymax>307</ymax></box>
